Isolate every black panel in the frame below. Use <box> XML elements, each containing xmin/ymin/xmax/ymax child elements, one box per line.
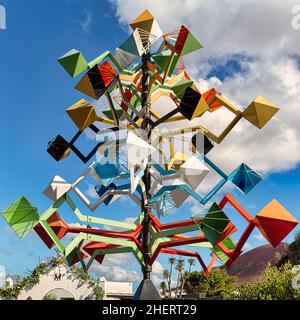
<box><xmin>47</xmin><ymin>135</ymin><xmax>70</xmax><ymax>162</ymax></box>
<box><xmin>178</xmin><ymin>86</ymin><xmax>201</xmax><ymax>120</ymax></box>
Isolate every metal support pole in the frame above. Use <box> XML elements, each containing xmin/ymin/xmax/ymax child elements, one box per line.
<box><xmin>141</xmin><ymin>52</ymin><xmax>152</xmax><ymax>281</ymax></box>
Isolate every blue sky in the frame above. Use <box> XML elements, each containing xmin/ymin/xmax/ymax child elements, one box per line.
<box><xmin>0</xmin><ymin>0</ymin><xmax>299</xmax><ymax>288</ymax></box>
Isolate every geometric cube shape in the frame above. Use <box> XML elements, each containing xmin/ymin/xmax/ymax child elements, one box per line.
<box><xmin>43</xmin><ymin>176</ymin><xmax>72</xmax><ymax>202</ymax></box>
<box><xmin>58</xmin><ymin>49</ymin><xmax>88</xmax><ymax>78</ymax></box>
<box><xmin>229</xmin><ymin>163</ymin><xmax>262</xmax><ymax>194</ymax></box>
<box><xmin>179</xmin><ymin>156</ymin><xmax>210</xmax><ymax>189</ymax></box>
<box><xmin>115</xmin><ymin>48</ymin><xmax>137</xmax><ymax>70</ymax></box>
<box><xmin>66</xmin><ymin>99</ymin><xmax>97</xmax><ymax>131</ymax></box>
<box><xmin>179</xmin><ymin>26</ymin><xmax>203</xmax><ymax>56</ymax></box>
<box><xmin>171</xmin><ymin>78</ymin><xmax>194</xmax><ymax>99</ymax></box>
<box><xmin>191</xmin><ymin>131</ymin><xmax>214</xmax><ymax>155</ymax></box>
<box><xmin>178</xmin><ymin>87</ymin><xmax>209</xmax><ymax>120</ymax></box>
<box><xmin>255</xmin><ymin>199</ymin><xmax>298</xmax><ymax>247</ymax></box>
<box><xmin>130</xmin><ymin>9</ymin><xmax>155</xmax><ymax>33</ymax></box>
<box><xmin>200</xmin><ymin>202</ymin><xmax>230</xmax><ymax>246</ymax></box>
<box><xmin>47</xmin><ymin>135</ymin><xmax>71</xmax><ymax>162</ymax></box>
<box><xmin>126</xmin><ymin>131</ymin><xmax>156</xmax><ymax>168</ymax></box>
<box><xmin>2</xmin><ymin>196</ymin><xmax>39</xmax><ymax>238</ymax></box>
<box><xmin>130</xmin><ymin>9</ymin><xmax>162</xmax><ymax>40</ymax></box>
<box><xmin>92</xmin><ymin>163</ymin><xmax>119</xmax><ymax>187</ymax></box>
<box><xmin>152</xmin><ymin>50</ymin><xmax>179</xmax><ymax>78</ymax></box>
<box><xmin>75</xmin><ymin>62</ymin><xmax>118</xmax><ymax>100</ymax></box>
<box><xmin>119</xmin><ymin>33</ymin><xmax>140</xmax><ymax>56</ymax></box>
<box><xmin>164</xmin><ymin>25</ymin><xmax>202</xmax><ymax>57</ymax></box>
<box><xmin>243</xmin><ymin>96</ymin><xmax>279</xmax><ymax>129</ymax></box>
<box><xmin>98</xmin><ymin>61</ymin><xmax>118</xmax><ymax>87</ymax></box>
<box><xmin>34</xmin><ymin>211</ymin><xmax>68</xmax><ymax>249</ymax></box>
<box><xmin>202</xmin><ymin>88</ymin><xmax>223</xmax><ymax>112</ymax></box>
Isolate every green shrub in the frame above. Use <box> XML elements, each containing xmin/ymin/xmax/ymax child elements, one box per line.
<box><xmin>232</xmin><ymin>262</ymin><xmax>300</xmax><ymax>300</ymax></box>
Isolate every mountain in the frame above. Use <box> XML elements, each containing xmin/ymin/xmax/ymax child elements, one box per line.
<box><xmin>226</xmin><ymin>243</ymin><xmax>290</xmax><ymax>284</ymax></box>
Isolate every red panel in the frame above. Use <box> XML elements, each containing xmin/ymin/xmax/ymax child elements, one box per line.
<box><xmin>120</xmin><ymin>88</ymin><xmax>133</xmax><ymax>112</ymax></box>
<box><xmin>256</xmin><ymin>216</ymin><xmax>298</xmax><ymax>247</ymax></box>
<box><xmin>175</xmin><ymin>25</ymin><xmax>189</xmax><ymax>54</ymax></box>
<box><xmin>98</xmin><ymin>61</ymin><xmax>118</xmax><ymax>87</ymax></box>
<box><xmin>34</xmin><ymin>212</ymin><xmax>68</xmax><ymax>249</ymax></box>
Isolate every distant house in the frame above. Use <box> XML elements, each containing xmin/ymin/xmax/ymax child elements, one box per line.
<box><xmin>15</xmin><ymin>264</ymin><xmax>133</xmax><ymax>300</ymax></box>
<box><xmin>226</xmin><ymin>243</ymin><xmax>290</xmax><ymax>284</ymax></box>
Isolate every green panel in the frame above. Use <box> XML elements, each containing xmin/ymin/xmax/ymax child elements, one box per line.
<box><xmin>181</xmin><ymin>31</ymin><xmax>203</xmax><ymax>56</ymax></box>
<box><xmin>87</xmin><ymin>50</ymin><xmax>122</xmax><ymax>73</ymax></box>
<box><xmin>152</xmin><ymin>51</ymin><xmax>172</xmax><ymax>71</ymax></box>
<box><xmin>153</xmin><ymin>223</ymin><xmax>200</xmax><ymax>239</ymax></box>
<box><xmin>200</xmin><ymin>202</ymin><xmax>230</xmax><ymax>246</ymax></box>
<box><xmin>166</xmin><ymin>54</ymin><xmax>179</xmax><ymax>77</ymax></box>
<box><xmin>213</xmin><ymin>238</ymin><xmax>235</xmax><ymax>264</ymax></box>
<box><xmin>65</xmin><ymin>194</ymin><xmax>137</xmax><ymax>230</ymax></box>
<box><xmin>39</xmin><ymin>220</ymin><xmax>65</xmax><ymax>253</ymax></box>
<box><xmin>172</xmin><ymin>79</ymin><xmax>194</xmax><ymax>99</ymax></box>
<box><xmin>2</xmin><ymin>196</ymin><xmax>39</xmax><ymax>238</ymax></box>
<box><xmin>152</xmin><ymin>50</ymin><xmax>179</xmax><ymax>77</ymax></box>
<box><xmin>102</xmin><ymin>108</ymin><xmax>124</xmax><ymax>120</ymax></box>
<box><xmin>58</xmin><ymin>49</ymin><xmax>88</xmax><ymax>78</ymax></box>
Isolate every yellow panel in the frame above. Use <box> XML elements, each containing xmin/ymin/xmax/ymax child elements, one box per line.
<box><xmin>243</xmin><ymin>96</ymin><xmax>279</xmax><ymax>129</ymax></box>
<box><xmin>192</xmin><ymin>96</ymin><xmax>209</xmax><ymax>119</ymax></box>
<box><xmin>66</xmin><ymin>99</ymin><xmax>97</xmax><ymax>130</ymax></box>
<box><xmin>132</xmin><ymin>20</ymin><xmax>154</xmax><ymax>33</ymax></box>
<box><xmin>130</xmin><ymin>9</ymin><xmax>154</xmax><ymax>31</ymax></box>
<box><xmin>75</xmin><ymin>74</ymin><xmax>97</xmax><ymax>100</ymax></box>
<box><xmin>167</xmin><ymin>151</ymin><xmax>188</xmax><ymax>170</ymax></box>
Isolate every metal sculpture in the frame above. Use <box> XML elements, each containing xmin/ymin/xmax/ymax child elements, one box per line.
<box><xmin>1</xmin><ymin>9</ymin><xmax>298</xmax><ymax>300</ymax></box>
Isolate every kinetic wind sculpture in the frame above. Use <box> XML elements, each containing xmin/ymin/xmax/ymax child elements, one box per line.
<box><xmin>2</xmin><ymin>10</ymin><xmax>298</xmax><ymax>299</ymax></box>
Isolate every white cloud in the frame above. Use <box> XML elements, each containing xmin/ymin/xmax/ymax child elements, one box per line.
<box><xmin>109</xmin><ymin>0</ymin><xmax>300</xmax><ymax>176</ymax></box>
<box><xmin>92</xmin><ymin>264</ymin><xmax>141</xmax><ymax>282</ymax></box>
<box><xmin>90</xmin><ymin>253</ymin><xmax>166</xmax><ymax>288</ymax></box>
<box><xmin>90</xmin><ymin>253</ymin><xmax>141</xmax><ymax>282</ymax></box>
<box><xmin>85</xmin><ymin>182</ymin><xmax>99</xmax><ymax>199</ymax></box>
<box><xmin>73</xmin><ymin>8</ymin><xmax>93</xmax><ymax>35</ymax></box>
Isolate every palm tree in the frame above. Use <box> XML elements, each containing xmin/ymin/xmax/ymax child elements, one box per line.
<box><xmin>168</xmin><ymin>257</ymin><xmax>176</xmax><ymax>298</ymax></box>
<box><xmin>179</xmin><ymin>258</ymin><xmax>195</xmax><ymax>299</ymax></box>
<box><xmin>159</xmin><ymin>281</ymin><xmax>168</xmax><ymax>299</ymax></box>
<box><xmin>163</xmin><ymin>269</ymin><xmax>170</xmax><ymax>282</ymax></box>
<box><xmin>187</xmin><ymin>258</ymin><xmax>196</xmax><ymax>274</ymax></box>
<box><xmin>175</xmin><ymin>259</ymin><xmax>185</xmax><ymax>299</ymax></box>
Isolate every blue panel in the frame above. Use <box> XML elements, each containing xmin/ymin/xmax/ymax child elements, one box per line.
<box><xmin>93</xmin><ymin>163</ymin><xmax>119</xmax><ymax>187</ymax></box>
<box><xmin>229</xmin><ymin>163</ymin><xmax>262</xmax><ymax>194</ymax></box>
<box><xmin>95</xmin><ymin>183</ymin><xmax>117</xmax><ymax>206</ymax></box>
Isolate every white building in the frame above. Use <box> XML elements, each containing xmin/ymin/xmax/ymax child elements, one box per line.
<box><xmin>16</xmin><ymin>264</ymin><xmax>133</xmax><ymax>300</ymax></box>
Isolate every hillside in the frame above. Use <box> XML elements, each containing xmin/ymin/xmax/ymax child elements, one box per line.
<box><xmin>226</xmin><ymin>243</ymin><xmax>290</xmax><ymax>284</ymax></box>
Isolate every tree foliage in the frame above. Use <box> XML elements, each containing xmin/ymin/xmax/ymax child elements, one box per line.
<box><xmin>277</xmin><ymin>233</ymin><xmax>300</xmax><ymax>267</ymax></box>
<box><xmin>184</xmin><ymin>268</ymin><xmax>237</xmax><ymax>299</ymax></box>
<box><xmin>232</xmin><ymin>262</ymin><xmax>300</xmax><ymax>300</ymax></box>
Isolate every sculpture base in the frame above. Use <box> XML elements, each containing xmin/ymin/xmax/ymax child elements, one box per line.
<box><xmin>133</xmin><ymin>279</ymin><xmax>162</xmax><ymax>300</ymax></box>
